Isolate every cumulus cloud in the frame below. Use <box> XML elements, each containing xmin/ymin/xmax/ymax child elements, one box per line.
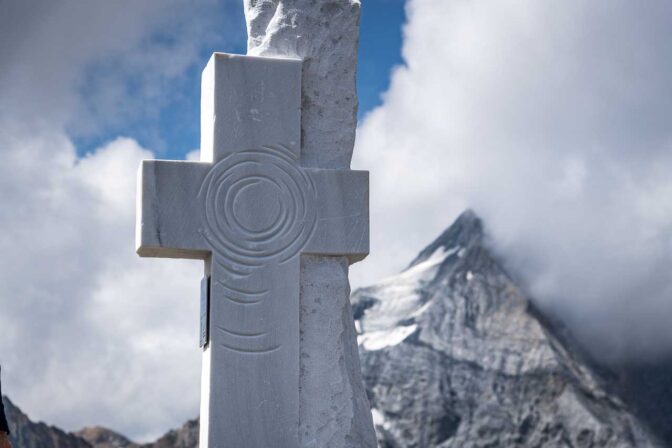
<box><xmin>0</xmin><ymin>0</ymin><xmax>241</xmax><ymax>441</ymax></box>
<box><xmin>0</xmin><ymin>133</ymin><xmax>202</xmax><ymax>440</ymax></box>
<box><xmin>352</xmin><ymin>0</ymin><xmax>672</xmax><ymax>363</ymax></box>
<box><xmin>0</xmin><ymin>0</ymin><xmax>241</xmax><ymax>149</ymax></box>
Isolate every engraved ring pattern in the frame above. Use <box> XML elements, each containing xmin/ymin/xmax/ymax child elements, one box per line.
<box><xmin>199</xmin><ymin>145</ymin><xmax>318</xmax><ymax>269</ymax></box>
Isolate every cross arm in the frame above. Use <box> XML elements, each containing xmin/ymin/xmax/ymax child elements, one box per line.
<box><xmin>136</xmin><ymin>160</ymin><xmax>212</xmax><ymax>260</ymax></box>
<box><xmin>305</xmin><ymin>169</ymin><xmax>369</xmax><ymax>264</ymax></box>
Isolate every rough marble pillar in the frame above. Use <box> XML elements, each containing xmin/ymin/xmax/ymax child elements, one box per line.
<box><xmin>244</xmin><ymin>1</ymin><xmax>376</xmax><ymax>447</ymax></box>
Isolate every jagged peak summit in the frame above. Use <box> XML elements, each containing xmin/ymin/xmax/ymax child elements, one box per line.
<box><xmin>353</xmin><ymin>210</ymin><xmax>661</xmax><ymax>447</ymax></box>
<box><xmin>407</xmin><ymin>209</ymin><xmax>484</xmax><ymax>269</ymax></box>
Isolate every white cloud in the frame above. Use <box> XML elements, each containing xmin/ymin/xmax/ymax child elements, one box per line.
<box><xmin>0</xmin><ymin>131</ymin><xmax>203</xmax><ymax>441</ymax></box>
<box><xmin>0</xmin><ymin>0</ymin><xmax>240</xmax><ymax>147</ymax></box>
<box><xmin>0</xmin><ymin>0</ymin><xmax>240</xmax><ymax>441</ymax></box>
<box><xmin>352</xmin><ymin>0</ymin><xmax>672</xmax><ymax>362</ymax></box>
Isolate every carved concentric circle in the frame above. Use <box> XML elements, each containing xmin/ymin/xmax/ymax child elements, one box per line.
<box><xmin>199</xmin><ymin>145</ymin><xmax>317</xmax><ymax>268</ymax></box>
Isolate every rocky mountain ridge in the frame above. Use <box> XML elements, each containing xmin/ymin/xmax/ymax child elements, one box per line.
<box><xmin>353</xmin><ymin>210</ymin><xmax>661</xmax><ymax>447</ymax></box>
<box><xmin>1</xmin><ymin>397</ymin><xmax>198</xmax><ymax>448</ymax></box>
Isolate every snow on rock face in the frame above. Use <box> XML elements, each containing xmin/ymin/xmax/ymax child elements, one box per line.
<box><xmin>358</xmin><ymin>247</ymin><xmax>450</xmax><ymax>333</ymax></box>
<box><xmin>352</xmin><ymin>210</ymin><xmax>660</xmax><ymax>447</ymax></box>
<box><xmin>356</xmin><ymin>246</ymin><xmax>452</xmax><ymax>351</ymax></box>
<box><xmin>358</xmin><ymin>324</ymin><xmax>418</xmax><ymax>351</ymax></box>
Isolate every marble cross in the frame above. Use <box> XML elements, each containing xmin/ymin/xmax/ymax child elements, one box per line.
<box><xmin>136</xmin><ymin>53</ymin><xmax>369</xmax><ymax>447</ymax></box>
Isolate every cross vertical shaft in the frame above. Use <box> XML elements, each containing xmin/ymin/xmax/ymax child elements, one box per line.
<box><xmin>136</xmin><ymin>53</ymin><xmax>369</xmax><ymax>447</ymax></box>
<box><xmin>244</xmin><ymin>1</ymin><xmax>378</xmax><ymax>446</ymax></box>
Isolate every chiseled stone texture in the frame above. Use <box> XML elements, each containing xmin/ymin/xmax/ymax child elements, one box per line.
<box><xmin>300</xmin><ymin>256</ymin><xmax>376</xmax><ymax>448</ymax></box>
<box><xmin>244</xmin><ymin>0</ymin><xmax>361</xmax><ymax>169</ymax></box>
<box><xmin>244</xmin><ymin>1</ymin><xmax>376</xmax><ymax>447</ymax></box>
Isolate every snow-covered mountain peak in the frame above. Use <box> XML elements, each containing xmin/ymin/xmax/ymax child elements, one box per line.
<box><xmin>353</xmin><ymin>210</ymin><xmax>660</xmax><ymax>447</ymax></box>
<box><xmin>353</xmin><ymin>211</ymin><xmax>485</xmax><ymax>350</ymax></box>
<box><xmin>353</xmin><ymin>209</ymin><xmax>548</xmax><ymax>362</ymax></box>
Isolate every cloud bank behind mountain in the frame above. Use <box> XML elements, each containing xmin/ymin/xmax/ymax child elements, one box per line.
<box><xmin>353</xmin><ymin>0</ymin><xmax>672</xmax><ymax>363</ymax></box>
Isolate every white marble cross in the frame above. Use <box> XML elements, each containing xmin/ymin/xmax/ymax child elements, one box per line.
<box><xmin>136</xmin><ymin>53</ymin><xmax>369</xmax><ymax>447</ymax></box>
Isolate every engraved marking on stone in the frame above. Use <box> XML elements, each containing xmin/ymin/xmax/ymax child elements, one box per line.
<box><xmin>216</xmin><ymin>280</ymin><xmax>269</xmax><ymax>297</ymax></box>
<box><xmin>223</xmin><ymin>294</ymin><xmax>262</xmax><ymax>305</ymax></box>
<box><xmin>217</xmin><ymin>259</ymin><xmax>252</xmax><ymax>278</ymax></box>
<box><xmin>219</xmin><ymin>342</ymin><xmax>282</xmax><ymax>354</ymax></box>
<box><xmin>217</xmin><ymin>325</ymin><xmax>267</xmax><ymax>338</ymax></box>
<box><xmin>199</xmin><ymin>145</ymin><xmax>318</xmax><ymax>269</ymax></box>
<box><xmin>197</xmin><ymin>144</ymin><xmax>318</xmax><ymax>354</ymax></box>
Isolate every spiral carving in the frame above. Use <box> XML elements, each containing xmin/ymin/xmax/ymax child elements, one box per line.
<box><xmin>199</xmin><ymin>145</ymin><xmax>317</xmax><ymax>269</ymax></box>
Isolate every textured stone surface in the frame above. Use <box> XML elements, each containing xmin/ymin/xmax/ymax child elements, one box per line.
<box><xmin>299</xmin><ymin>257</ymin><xmax>375</xmax><ymax>448</ymax></box>
<box><xmin>244</xmin><ymin>0</ymin><xmax>361</xmax><ymax>169</ymax></box>
<box><xmin>353</xmin><ymin>211</ymin><xmax>662</xmax><ymax>447</ymax></box>
<box><xmin>137</xmin><ymin>53</ymin><xmax>370</xmax><ymax>447</ymax></box>
<box><xmin>244</xmin><ymin>1</ymin><xmax>376</xmax><ymax>447</ymax></box>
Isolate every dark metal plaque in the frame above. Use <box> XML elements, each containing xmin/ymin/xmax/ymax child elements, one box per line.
<box><xmin>200</xmin><ymin>276</ymin><xmax>210</xmax><ymax>348</ymax></box>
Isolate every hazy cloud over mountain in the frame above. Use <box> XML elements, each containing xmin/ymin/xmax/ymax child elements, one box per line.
<box><xmin>353</xmin><ymin>0</ymin><xmax>672</xmax><ymax>362</ymax></box>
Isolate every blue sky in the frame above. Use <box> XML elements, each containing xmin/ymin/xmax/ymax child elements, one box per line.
<box><xmin>73</xmin><ymin>0</ymin><xmax>406</xmax><ymax>160</ymax></box>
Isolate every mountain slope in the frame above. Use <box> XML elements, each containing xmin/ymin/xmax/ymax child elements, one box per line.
<box><xmin>75</xmin><ymin>419</ymin><xmax>198</xmax><ymax>448</ymax></box>
<box><xmin>2</xmin><ymin>397</ymin><xmax>198</xmax><ymax>448</ymax></box>
<box><xmin>2</xmin><ymin>397</ymin><xmax>92</xmax><ymax>448</ymax></box>
<box><xmin>73</xmin><ymin>427</ymin><xmax>135</xmax><ymax>448</ymax></box>
<box><xmin>352</xmin><ymin>210</ymin><xmax>660</xmax><ymax>447</ymax></box>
